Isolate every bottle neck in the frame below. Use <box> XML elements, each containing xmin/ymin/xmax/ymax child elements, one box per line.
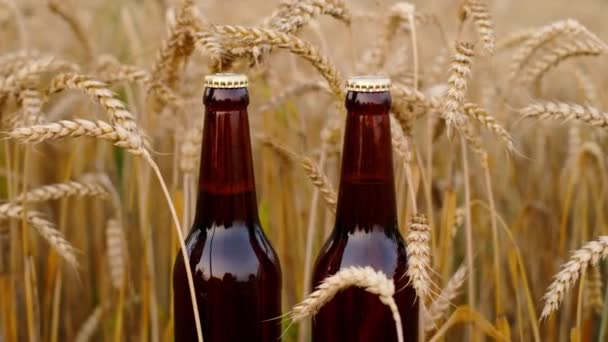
<box><xmin>195</xmin><ymin>87</ymin><xmax>259</xmax><ymax>227</ymax></box>
<box><xmin>335</xmin><ymin>91</ymin><xmax>398</xmax><ymax>234</ymax></box>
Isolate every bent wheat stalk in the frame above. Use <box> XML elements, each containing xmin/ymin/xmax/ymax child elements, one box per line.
<box><xmin>521</xmin><ymin>40</ymin><xmax>605</xmax><ymax>85</ymax></box>
<box><xmin>199</xmin><ymin>25</ymin><xmax>344</xmax><ymax>99</ymax></box>
<box><xmin>508</xmin><ymin>19</ymin><xmax>605</xmax><ymax>81</ymax></box>
<box><xmin>0</xmin><ymin>203</ymin><xmax>77</xmax><ymax>267</ymax></box>
<box><xmin>291</xmin><ymin>266</ymin><xmax>403</xmax><ymax>342</ymax></box>
<box><xmin>8</xmin><ymin>119</ymin><xmax>145</xmax><ymax>154</ymax></box>
<box><xmin>0</xmin><ymin>57</ymin><xmax>77</xmax><ymax>94</ymax></box>
<box><xmin>48</xmin><ymin>73</ymin><xmax>139</xmax><ymax>132</ymax></box>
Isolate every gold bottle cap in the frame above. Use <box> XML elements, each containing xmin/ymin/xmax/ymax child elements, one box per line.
<box><xmin>204</xmin><ymin>73</ymin><xmax>248</xmax><ymax>89</ymax></box>
<box><xmin>346</xmin><ymin>76</ymin><xmax>391</xmax><ymax>92</ymax></box>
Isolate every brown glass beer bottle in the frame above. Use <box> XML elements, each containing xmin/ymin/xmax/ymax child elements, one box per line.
<box><xmin>311</xmin><ymin>76</ymin><xmax>418</xmax><ymax>342</ymax></box>
<box><xmin>173</xmin><ymin>73</ymin><xmax>282</xmax><ymax>342</ymax></box>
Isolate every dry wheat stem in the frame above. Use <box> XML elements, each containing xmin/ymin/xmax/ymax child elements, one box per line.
<box><xmin>406</xmin><ymin>213</ymin><xmax>432</xmax><ymax>300</ymax></box>
<box><xmin>8</xmin><ymin>119</ymin><xmax>146</xmax><ymax>154</ymax></box>
<box><xmin>521</xmin><ymin>102</ymin><xmax>608</xmax><ymax>128</ymax></box>
<box><xmin>14</xmin><ymin>177</ymin><xmax>109</xmax><ymax>203</ymax></box>
<box><xmin>461</xmin><ymin>0</ymin><xmax>495</xmax><ymax>55</ymax></box>
<box><xmin>463</xmin><ymin>102</ymin><xmax>514</xmax><ymax>152</ymax></box>
<box><xmin>443</xmin><ymin>42</ymin><xmax>475</xmax><ymax>136</ymax></box>
<box><xmin>291</xmin><ymin>266</ymin><xmax>403</xmax><ymax>342</ymax></box>
<box><xmin>541</xmin><ymin>235</ymin><xmax>608</xmax><ymax>320</ymax></box>
<box><xmin>201</xmin><ymin>25</ymin><xmax>344</xmax><ymax>99</ymax></box>
<box><xmin>0</xmin><ymin>203</ymin><xmax>77</xmax><ymax>267</ymax></box>
<box><xmin>425</xmin><ymin>265</ymin><xmax>467</xmax><ymax>331</ymax></box>
<box><xmin>521</xmin><ymin>40</ymin><xmax>605</xmax><ymax>85</ymax></box>
<box><xmin>106</xmin><ymin>218</ymin><xmax>127</xmax><ymax>290</ymax></box>
<box><xmin>74</xmin><ymin>306</ymin><xmax>103</xmax><ymax>342</ymax></box>
<box><xmin>48</xmin><ymin>73</ymin><xmax>139</xmax><ymax>133</ymax></box>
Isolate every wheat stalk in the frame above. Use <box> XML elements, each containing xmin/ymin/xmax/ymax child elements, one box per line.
<box><xmin>97</xmin><ymin>62</ymin><xmax>184</xmax><ymax>108</ymax></box>
<box><xmin>291</xmin><ymin>266</ymin><xmax>403</xmax><ymax>342</ymax></box>
<box><xmin>406</xmin><ymin>213</ymin><xmax>432</xmax><ymax>300</ymax></box>
<box><xmin>267</xmin><ymin>0</ymin><xmax>351</xmax><ymax>33</ymax></box>
<box><xmin>541</xmin><ymin>235</ymin><xmax>608</xmax><ymax>320</ymax></box>
<box><xmin>106</xmin><ymin>218</ymin><xmax>127</xmax><ymax>290</ymax></box>
<box><xmin>463</xmin><ymin>102</ymin><xmax>514</xmax><ymax>152</ymax></box>
<box><xmin>355</xmin><ymin>2</ymin><xmax>414</xmax><ymax>72</ymax></box>
<box><xmin>460</xmin><ymin>0</ymin><xmax>495</xmax><ymax>55</ymax></box>
<box><xmin>425</xmin><ymin>264</ymin><xmax>467</xmax><ymax>331</ymax></box>
<box><xmin>521</xmin><ymin>102</ymin><xmax>608</xmax><ymax>128</ymax></box>
<box><xmin>0</xmin><ymin>203</ymin><xmax>77</xmax><ymax>267</ymax></box>
<box><xmin>0</xmin><ymin>50</ymin><xmax>40</xmax><ymax>74</ymax></box>
<box><xmin>151</xmin><ymin>0</ymin><xmax>203</xmax><ymax>86</ymax></box>
<box><xmin>520</xmin><ymin>39</ymin><xmax>605</xmax><ymax>85</ymax></box>
<box><xmin>508</xmin><ymin>19</ymin><xmax>606</xmax><ymax>81</ymax></box>
<box><xmin>7</xmin><ymin>119</ymin><xmax>146</xmax><ymax>154</ymax></box>
<box><xmin>73</xmin><ymin>306</ymin><xmax>103</xmax><ymax>342</ymax></box>
<box><xmin>443</xmin><ymin>42</ymin><xmax>475</xmax><ymax>136</ymax></box>
<box><xmin>201</xmin><ymin>25</ymin><xmax>344</xmax><ymax>99</ymax></box>
<box><xmin>0</xmin><ymin>54</ymin><xmax>44</xmax><ymax>80</ymax></box>
<box><xmin>48</xmin><ymin>73</ymin><xmax>139</xmax><ymax>133</ymax></box>
<box><xmin>0</xmin><ymin>57</ymin><xmax>77</xmax><ymax>94</ymax></box>
<box><xmin>14</xmin><ymin>176</ymin><xmax>109</xmax><ymax>203</ymax></box>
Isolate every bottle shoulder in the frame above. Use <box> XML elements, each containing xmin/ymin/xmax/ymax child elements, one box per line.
<box><xmin>179</xmin><ymin>221</ymin><xmax>281</xmax><ymax>282</ymax></box>
<box><xmin>313</xmin><ymin>228</ymin><xmax>407</xmax><ymax>284</ymax></box>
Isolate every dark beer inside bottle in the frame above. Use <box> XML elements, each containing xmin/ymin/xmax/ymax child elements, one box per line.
<box><xmin>173</xmin><ymin>82</ymin><xmax>282</xmax><ymax>342</ymax></box>
<box><xmin>312</xmin><ymin>85</ymin><xmax>419</xmax><ymax>342</ymax></box>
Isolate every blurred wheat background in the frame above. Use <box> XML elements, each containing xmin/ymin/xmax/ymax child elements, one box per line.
<box><xmin>1</xmin><ymin>0</ymin><xmax>608</xmax><ymax>341</ymax></box>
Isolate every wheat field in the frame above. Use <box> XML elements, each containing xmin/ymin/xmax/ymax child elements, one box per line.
<box><xmin>1</xmin><ymin>0</ymin><xmax>608</xmax><ymax>341</ymax></box>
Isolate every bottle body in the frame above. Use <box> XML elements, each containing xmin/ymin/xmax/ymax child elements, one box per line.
<box><xmin>173</xmin><ymin>83</ymin><xmax>282</xmax><ymax>342</ymax></box>
<box><xmin>311</xmin><ymin>86</ymin><xmax>418</xmax><ymax>342</ymax></box>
